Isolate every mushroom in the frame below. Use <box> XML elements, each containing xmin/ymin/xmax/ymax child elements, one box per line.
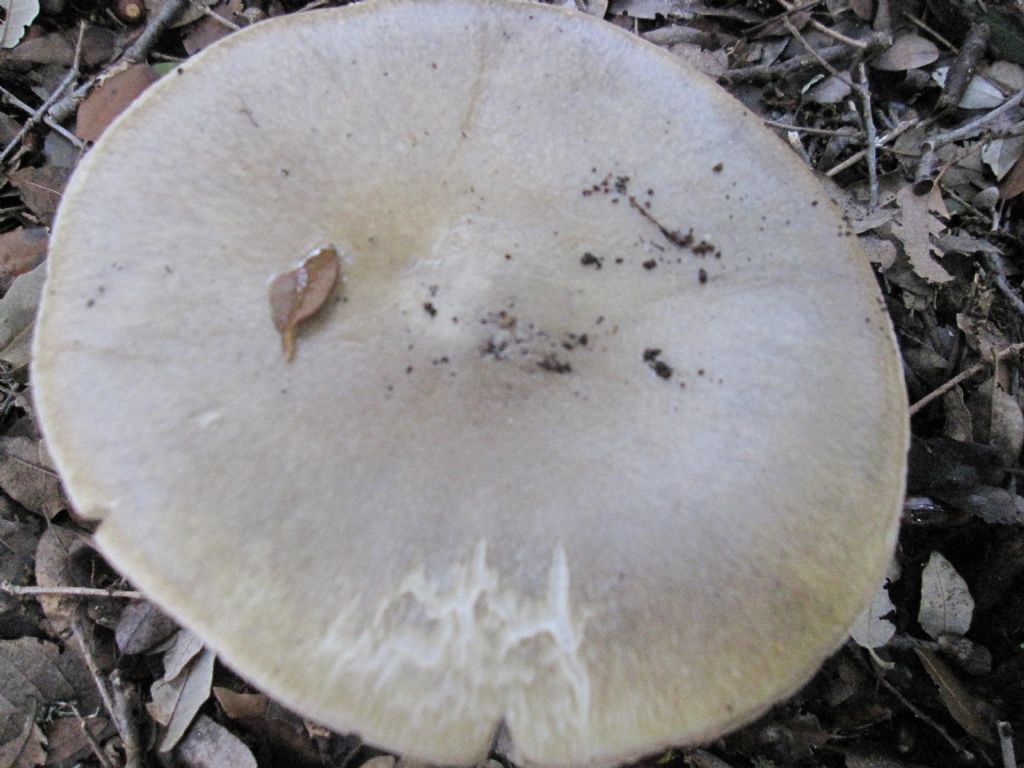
<box><xmin>32</xmin><ymin>1</ymin><xmax>908</xmax><ymax>766</ymax></box>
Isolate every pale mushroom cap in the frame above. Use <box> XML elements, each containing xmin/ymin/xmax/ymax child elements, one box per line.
<box><xmin>32</xmin><ymin>2</ymin><xmax>908</xmax><ymax>766</ymax></box>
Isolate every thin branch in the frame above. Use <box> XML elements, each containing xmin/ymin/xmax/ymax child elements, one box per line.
<box><xmin>0</xmin><ymin>87</ymin><xmax>84</xmax><ymax>148</ymax></box>
<box><xmin>902</xmin><ymin>11</ymin><xmax>959</xmax><ymax>52</ymax></box>
<box><xmin>982</xmin><ymin>252</ymin><xmax>1024</xmax><ymax>318</ymax></box>
<box><xmin>723</xmin><ymin>42</ymin><xmax>852</xmax><ymax>84</ymax></box>
<box><xmin>69</xmin><ymin>703</ymin><xmax>117</xmax><ymax>768</ymax></box>
<box><xmin>1</xmin><ymin>581</ymin><xmax>144</xmax><ymax>599</ymax></box>
<box><xmin>875</xmin><ymin>671</ymin><xmax>973</xmax><ymax>760</ymax></box>
<box><xmin>188</xmin><ymin>0</ymin><xmax>241</xmax><ymax>31</ymax></box>
<box><xmin>998</xmin><ymin>722</ymin><xmax>1016</xmax><ymax>768</ymax></box>
<box><xmin>0</xmin><ymin>22</ymin><xmax>86</xmax><ymax>164</ymax></box>
<box><xmin>123</xmin><ymin>0</ymin><xmax>190</xmax><ymax>63</ymax></box>
<box><xmin>825</xmin><ymin>118</ymin><xmax>923</xmax><ymax>177</ymax></box>
<box><xmin>856</xmin><ymin>63</ymin><xmax>879</xmax><ymax>207</ymax></box>
<box><xmin>909</xmin><ymin>342</ymin><xmax>1024</xmax><ymax>415</ymax></box>
<box><xmin>775</xmin><ymin>0</ymin><xmax>869</xmax><ymax>49</ymax></box>
<box><xmin>762</xmin><ymin>119</ymin><xmax>860</xmax><ymax>137</ymax></box>
<box><xmin>71</xmin><ymin>613</ymin><xmax>143</xmax><ymax>768</ymax></box>
<box><xmin>927</xmin><ymin>89</ymin><xmax>1024</xmax><ymax>148</ymax></box>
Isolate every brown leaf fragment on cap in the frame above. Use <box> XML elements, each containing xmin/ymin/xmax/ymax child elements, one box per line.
<box><xmin>268</xmin><ymin>246</ymin><xmax>340</xmax><ymax>362</ymax></box>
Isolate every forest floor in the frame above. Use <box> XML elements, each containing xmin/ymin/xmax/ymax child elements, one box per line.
<box><xmin>0</xmin><ymin>0</ymin><xmax>1022</xmax><ymax>767</ymax></box>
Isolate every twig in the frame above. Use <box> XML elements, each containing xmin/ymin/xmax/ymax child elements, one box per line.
<box><xmin>927</xmin><ymin>89</ymin><xmax>1024</xmax><ymax>148</ymax></box>
<box><xmin>723</xmin><ymin>42</ymin><xmax>852</xmax><ymax>84</ymax></box>
<box><xmin>937</xmin><ymin>23</ymin><xmax>991</xmax><ymax>112</ymax></box>
<box><xmin>909</xmin><ymin>342</ymin><xmax>1024</xmax><ymax>415</ymax></box>
<box><xmin>998</xmin><ymin>722</ymin><xmax>1016</xmax><ymax>768</ymax></box>
<box><xmin>188</xmin><ymin>0</ymin><xmax>241</xmax><ymax>31</ymax></box>
<box><xmin>743</xmin><ymin>0</ymin><xmax>822</xmax><ymax>35</ymax></box>
<box><xmin>0</xmin><ymin>87</ymin><xmax>84</xmax><ymax>148</ymax></box>
<box><xmin>982</xmin><ymin>252</ymin><xmax>1024</xmax><ymax>319</ymax></box>
<box><xmin>783</xmin><ymin>17</ymin><xmax>849</xmax><ymax>83</ymax></box>
<box><xmin>69</xmin><ymin>703</ymin><xmax>117</xmax><ymax>768</ymax></box>
<box><xmin>825</xmin><ymin>118</ymin><xmax>923</xmax><ymax>177</ymax></box>
<box><xmin>763</xmin><ymin>119</ymin><xmax>860</xmax><ymax>137</ymax></box>
<box><xmin>0</xmin><ymin>22</ymin><xmax>86</xmax><ymax>165</ymax></box>
<box><xmin>856</xmin><ymin>63</ymin><xmax>879</xmax><ymax>208</ymax></box>
<box><xmin>902</xmin><ymin>11</ymin><xmax>959</xmax><ymax>53</ymax></box>
<box><xmin>123</xmin><ymin>0</ymin><xmax>190</xmax><ymax>63</ymax></box>
<box><xmin>775</xmin><ymin>0</ymin><xmax>869</xmax><ymax>49</ymax></box>
<box><xmin>875</xmin><ymin>671</ymin><xmax>973</xmax><ymax>760</ymax></box>
<box><xmin>71</xmin><ymin>613</ymin><xmax>143</xmax><ymax>768</ymax></box>
<box><xmin>110</xmin><ymin>671</ymin><xmax>143</xmax><ymax>768</ymax></box>
<box><xmin>1</xmin><ymin>581</ymin><xmax>144</xmax><ymax>599</ymax></box>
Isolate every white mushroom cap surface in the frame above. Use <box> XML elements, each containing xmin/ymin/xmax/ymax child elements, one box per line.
<box><xmin>32</xmin><ymin>1</ymin><xmax>909</xmax><ymax>766</ymax></box>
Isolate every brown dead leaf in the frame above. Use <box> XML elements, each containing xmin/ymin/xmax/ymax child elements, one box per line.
<box><xmin>0</xmin><ymin>435</ymin><xmax>65</xmax><ymax>518</ymax></box>
<box><xmin>999</xmin><ymin>151</ymin><xmax>1024</xmax><ymax>200</ymax></box>
<box><xmin>176</xmin><ymin>715</ymin><xmax>257</xmax><ymax>768</ymax></box>
<box><xmin>269</xmin><ymin>246</ymin><xmax>340</xmax><ymax>361</ymax></box>
<box><xmin>0</xmin><ymin>228</ymin><xmax>46</xmax><ymax>277</ymax></box>
<box><xmin>892</xmin><ymin>185</ymin><xmax>952</xmax><ymax>284</ymax></box>
<box><xmin>0</xmin><ymin>262</ymin><xmax>46</xmax><ymax>370</ymax></box>
<box><xmin>942</xmin><ymin>388</ymin><xmax>973</xmax><ymax>442</ymax></box>
<box><xmin>7</xmin><ymin>167</ymin><xmax>68</xmax><ymax>225</ymax></box>
<box><xmin>0</xmin><ymin>637</ymin><xmax>102</xmax><ymax>745</ymax></box>
<box><xmin>1</xmin><ymin>27</ymin><xmax>115</xmax><ymax>68</ymax></box>
<box><xmin>32</xmin><ymin>525</ymin><xmax>79</xmax><ymax>639</ymax></box>
<box><xmin>871</xmin><ymin>34</ymin><xmax>940</xmax><ymax>71</ymax></box>
<box><xmin>182</xmin><ymin>0</ymin><xmax>243</xmax><ymax>54</ymax></box>
<box><xmin>75</xmin><ymin>65</ymin><xmax>160</xmax><ymax>143</ymax></box>
<box><xmin>849</xmin><ymin>580</ymin><xmax>895</xmax><ymax>649</ymax></box>
<box><xmin>967</xmin><ymin>379</ymin><xmax>1024</xmax><ymax>467</ymax></box>
<box><xmin>0</xmin><ymin>712</ymin><xmax>46</xmax><ymax>768</ymax></box>
<box><xmin>213</xmin><ymin>687</ymin><xmax>269</xmax><ymax>721</ymax></box>
<box><xmin>42</xmin><ymin>714</ymin><xmax>108</xmax><ymax>766</ymax></box>
<box><xmin>148</xmin><ymin>638</ymin><xmax>214</xmax><ymax>752</ymax></box>
<box><xmin>918</xmin><ymin>551</ymin><xmax>974</xmax><ymax>639</ymax></box>
<box><xmin>115</xmin><ymin>600</ymin><xmax>179</xmax><ymax>654</ymax></box>
<box><xmin>914</xmin><ymin>647</ymin><xmax>995</xmax><ymax>742</ymax></box>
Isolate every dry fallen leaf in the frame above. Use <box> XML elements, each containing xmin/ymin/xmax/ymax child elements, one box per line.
<box><xmin>982</xmin><ymin>136</ymin><xmax>1024</xmax><ymax>180</ymax></box>
<box><xmin>871</xmin><ymin>34</ymin><xmax>940</xmax><ymax>71</ymax></box>
<box><xmin>914</xmin><ymin>647</ymin><xmax>995</xmax><ymax>743</ymax></box>
<box><xmin>0</xmin><ymin>435</ymin><xmax>65</xmax><ymax>518</ymax></box>
<box><xmin>942</xmin><ymin>388</ymin><xmax>973</xmax><ymax>443</ymax></box>
<box><xmin>268</xmin><ymin>245</ymin><xmax>340</xmax><ymax>361</ymax></box>
<box><xmin>0</xmin><ymin>637</ymin><xmax>102</xmax><ymax>746</ymax></box>
<box><xmin>32</xmin><ymin>525</ymin><xmax>87</xmax><ymax>636</ymax></box>
<box><xmin>999</xmin><ymin>151</ymin><xmax>1024</xmax><ymax>200</ymax></box>
<box><xmin>892</xmin><ymin>185</ymin><xmax>952</xmax><ymax>284</ymax></box>
<box><xmin>175</xmin><ymin>715</ymin><xmax>257</xmax><ymax>768</ymax></box>
<box><xmin>0</xmin><ymin>0</ymin><xmax>40</xmax><ymax>49</ymax></box>
<box><xmin>966</xmin><ymin>379</ymin><xmax>1024</xmax><ymax>468</ymax></box>
<box><xmin>849</xmin><ymin>580</ymin><xmax>896</xmax><ymax>649</ymax></box>
<box><xmin>918</xmin><ymin>551</ymin><xmax>974</xmax><ymax>639</ymax></box>
<box><xmin>147</xmin><ymin>633</ymin><xmax>214</xmax><ymax>752</ymax></box>
<box><xmin>41</xmin><ymin>714</ymin><xmax>108</xmax><ymax>767</ymax></box>
<box><xmin>75</xmin><ymin>65</ymin><xmax>160</xmax><ymax>143</ymax></box>
<box><xmin>0</xmin><ymin>261</ymin><xmax>45</xmax><ymax>370</ymax></box>
<box><xmin>0</xmin><ymin>228</ymin><xmax>47</xmax><ymax>277</ymax></box>
<box><xmin>213</xmin><ymin>687</ymin><xmax>269</xmax><ymax>721</ymax></box>
<box><xmin>115</xmin><ymin>599</ymin><xmax>179</xmax><ymax>654</ymax></box>
<box><xmin>7</xmin><ymin>167</ymin><xmax>68</xmax><ymax>226</ymax></box>
<box><xmin>0</xmin><ymin>711</ymin><xmax>46</xmax><ymax>768</ymax></box>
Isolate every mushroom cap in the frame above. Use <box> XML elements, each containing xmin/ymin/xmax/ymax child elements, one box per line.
<box><xmin>32</xmin><ymin>2</ymin><xmax>908</xmax><ymax>766</ymax></box>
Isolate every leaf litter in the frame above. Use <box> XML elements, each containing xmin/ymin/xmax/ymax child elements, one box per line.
<box><xmin>0</xmin><ymin>0</ymin><xmax>1023</xmax><ymax>767</ymax></box>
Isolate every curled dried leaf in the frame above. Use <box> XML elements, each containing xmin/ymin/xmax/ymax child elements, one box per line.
<box><xmin>268</xmin><ymin>246</ymin><xmax>340</xmax><ymax>362</ymax></box>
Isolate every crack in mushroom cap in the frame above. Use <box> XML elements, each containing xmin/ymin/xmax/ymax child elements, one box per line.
<box><xmin>32</xmin><ymin>1</ymin><xmax>909</xmax><ymax>766</ymax></box>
